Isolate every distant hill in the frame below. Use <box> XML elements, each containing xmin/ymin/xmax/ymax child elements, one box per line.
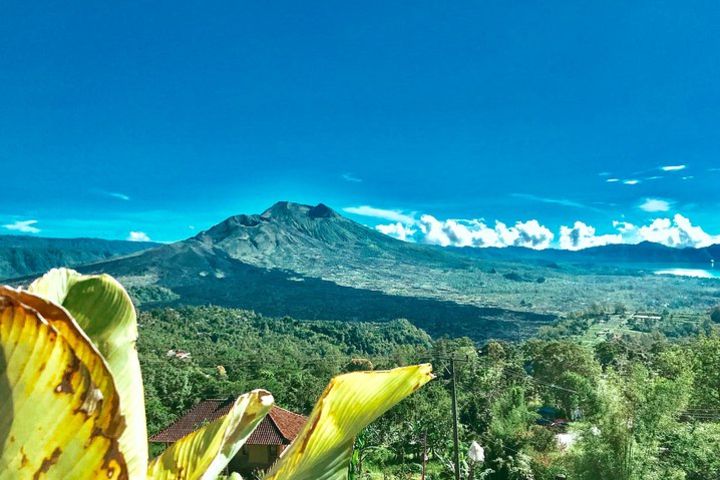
<box><xmin>0</xmin><ymin>235</ymin><xmax>157</xmax><ymax>280</ymax></box>
<box><xmin>458</xmin><ymin>241</ymin><xmax>719</xmax><ymax>266</ymax></box>
<box><xmin>569</xmin><ymin>241</ymin><xmax>719</xmax><ymax>264</ymax></box>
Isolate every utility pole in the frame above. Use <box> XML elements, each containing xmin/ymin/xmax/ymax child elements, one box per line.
<box><xmin>450</xmin><ymin>357</ymin><xmax>460</xmax><ymax>480</ymax></box>
<box><xmin>421</xmin><ymin>431</ymin><xmax>427</xmax><ymax>480</ymax></box>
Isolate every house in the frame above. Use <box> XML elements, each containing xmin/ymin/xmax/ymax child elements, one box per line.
<box><xmin>166</xmin><ymin>349</ymin><xmax>192</xmax><ymax>361</ymax></box>
<box><xmin>149</xmin><ymin>396</ymin><xmax>306</xmax><ymax>475</ymax></box>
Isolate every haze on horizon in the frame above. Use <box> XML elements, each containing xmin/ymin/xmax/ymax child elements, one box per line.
<box><xmin>2</xmin><ymin>1</ymin><xmax>719</xmax><ymax>249</ymax></box>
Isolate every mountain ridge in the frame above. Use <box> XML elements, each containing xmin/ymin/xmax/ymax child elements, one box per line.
<box><xmin>456</xmin><ymin>239</ymin><xmax>719</xmax><ymax>266</ymax></box>
<box><xmin>0</xmin><ymin>235</ymin><xmax>158</xmax><ymax>280</ymax></box>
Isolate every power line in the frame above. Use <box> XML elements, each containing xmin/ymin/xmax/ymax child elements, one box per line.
<box><xmin>502</xmin><ymin>369</ymin><xmax>581</xmax><ymax>394</ymax></box>
<box><xmin>450</xmin><ymin>357</ymin><xmax>461</xmax><ymax>480</ymax></box>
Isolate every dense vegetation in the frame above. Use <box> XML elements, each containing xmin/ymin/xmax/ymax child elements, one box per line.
<box><xmin>138</xmin><ymin>306</ymin><xmax>433</xmax><ymax>434</ymax></box>
<box><xmin>140</xmin><ymin>305</ymin><xmax>720</xmax><ymax>479</ymax></box>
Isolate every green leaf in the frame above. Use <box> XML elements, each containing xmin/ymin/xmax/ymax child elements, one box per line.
<box><xmin>264</xmin><ymin>364</ymin><xmax>434</xmax><ymax>480</ymax></box>
<box><xmin>147</xmin><ymin>390</ymin><xmax>274</xmax><ymax>480</ymax></box>
<box><xmin>28</xmin><ymin>268</ymin><xmax>148</xmax><ymax>477</ymax></box>
<box><xmin>0</xmin><ymin>288</ymin><xmax>128</xmax><ymax>478</ymax></box>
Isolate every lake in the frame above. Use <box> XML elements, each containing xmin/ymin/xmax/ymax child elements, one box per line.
<box><xmin>654</xmin><ymin>268</ymin><xmax>720</xmax><ymax>279</ymax></box>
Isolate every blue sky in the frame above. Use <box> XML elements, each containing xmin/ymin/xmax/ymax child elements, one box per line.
<box><xmin>1</xmin><ymin>1</ymin><xmax>719</xmax><ymax>249</ymax></box>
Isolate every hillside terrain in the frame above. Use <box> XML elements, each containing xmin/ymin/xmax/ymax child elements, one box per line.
<box><xmin>184</xmin><ymin>202</ymin><xmax>720</xmax><ymax>318</ymax></box>
<box><xmin>0</xmin><ymin>235</ymin><xmax>157</xmax><ymax>280</ymax></box>
<box><xmin>87</xmin><ymin>224</ymin><xmax>555</xmax><ymax>342</ymax></box>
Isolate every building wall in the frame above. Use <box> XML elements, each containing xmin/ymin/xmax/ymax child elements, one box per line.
<box><xmin>228</xmin><ymin>444</ymin><xmax>283</xmax><ymax>474</ymax></box>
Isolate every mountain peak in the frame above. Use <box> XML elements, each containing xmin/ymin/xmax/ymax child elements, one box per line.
<box><xmin>261</xmin><ymin>201</ymin><xmax>339</xmax><ymax>220</ymax></box>
<box><xmin>308</xmin><ymin>203</ymin><xmax>339</xmax><ymax>218</ymax></box>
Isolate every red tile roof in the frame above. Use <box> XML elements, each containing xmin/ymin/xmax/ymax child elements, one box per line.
<box><xmin>149</xmin><ymin>396</ymin><xmax>306</xmax><ymax>445</ymax></box>
<box><xmin>267</xmin><ymin>406</ymin><xmax>307</xmax><ymax>443</ymax></box>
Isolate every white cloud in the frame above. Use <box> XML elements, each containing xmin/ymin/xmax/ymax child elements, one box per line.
<box><xmin>416</xmin><ymin>215</ymin><xmax>553</xmax><ymax>250</ymax></box>
<box><xmin>341</xmin><ymin>173</ymin><xmax>362</xmax><ymax>183</ymax></box>
<box><xmin>511</xmin><ymin>193</ymin><xmax>585</xmax><ymax>209</ymax></box>
<box><xmin>623</xmin><ymin>179</ymin><xmax>640</xmax><ymax>185</ymax></box>
<box><xmin>661</xmin><ymin>164</ymin><xmax>686</xmax><ymax>172</ymax></box>
<box><xmin>500</xmin><ymin>220</ymin><xmax>555</xmax><ymax>249</ymax></box>
<box><xmin>367</xmin><ymin>205</ymin><xmax>720</xmax><ymax>251</ymax></box>
<box><xmin>639</xmin><ymin>198</ymin><xmax>671</xmax><ymax>213</ymax></box>
<box><xmin>343</xmin><ymin>205</ymin><xmax>415</xmax><ymax>224</ymax></box>
<box><xmin>107</xmin><ymin>192</ymin><xmax>130</xmax><ymax>201</ymax></box>
<box><xmin>559</xmin><ymin>221</ymin><xmax>623</xmax><ymax>250</ymax></box>
<box><xmin>561</xmin><ymin>215</ymin><xmax>719</xmax><ymax>250</ymax></box>
<box><xmin>636</xmin><ymin>214</ymin><xmax>719</xmax><ymax>248</ymax></box>
<box><xmin>606</xmin><ymin>178</ymin><xmax>620</xmax><ymax>183</ymax></box>
<box><xmin>96</xmin><ymin>190</ymin><xmax>130</xmax><ymax>201</ymax></box>
<box><xmin>612</xmin><ymin>220</ymin><xmax>636</xmax><ymax>233</ymax></box>
<box><xmin>128</xmin><ymin>231</ymin><xmax>151</xmax><ymax>242</ymax></box>
<box><xmin>376</xmin><ymin>222</ymin><xmax>416</xmax><ymax>241</ymax></box>
<box><xmin>3</xmin><ymin>219</ymin><xmax>40</xmax><ymax>234</ymax></box>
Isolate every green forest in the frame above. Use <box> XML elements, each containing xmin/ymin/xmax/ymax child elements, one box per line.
<box><xmin>139</xmin><ymin>305</ymin><xmax>720</xmax><ymax>480</ymax></box>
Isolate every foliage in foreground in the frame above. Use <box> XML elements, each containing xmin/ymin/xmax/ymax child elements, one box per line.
<box><xmin>0</xmin><ymin>268</ymin><xmax>432</xmax><ymax>479</ymax></box>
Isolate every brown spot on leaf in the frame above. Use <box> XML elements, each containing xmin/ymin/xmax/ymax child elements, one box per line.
<box><xmin>55</xmin><ymin>358</ymin><xmax>79</xmax><ymax>394</ymax></box>
<box><xmin>101</xmin><ymin>435</ymin><xmax>128</xmax><ymax>480</ymax></box>
<box><xmin>32</xmin><ymin>447</ymin><xmax>62</xmax><ymax>479</ymax></box>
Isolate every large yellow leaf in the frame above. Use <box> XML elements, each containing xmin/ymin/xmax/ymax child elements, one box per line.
<box><xmin>27</xmin><ymin>268</ymin><xmax>148</xmax><ymax>476</ymax></box>
<box><xmin>264</xmin><ymin>364</ymin><xmax>434</xmax><ymax>480</ymax></box>
<box><xmin>147</xmin><ymin>390</ymin><xmax>274</xmax><ymax>480</ymax></box>
<box><xmin>0</xmin><ymin>290</ymin><xmax>127</xmax><ymax>479</ymax></box>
